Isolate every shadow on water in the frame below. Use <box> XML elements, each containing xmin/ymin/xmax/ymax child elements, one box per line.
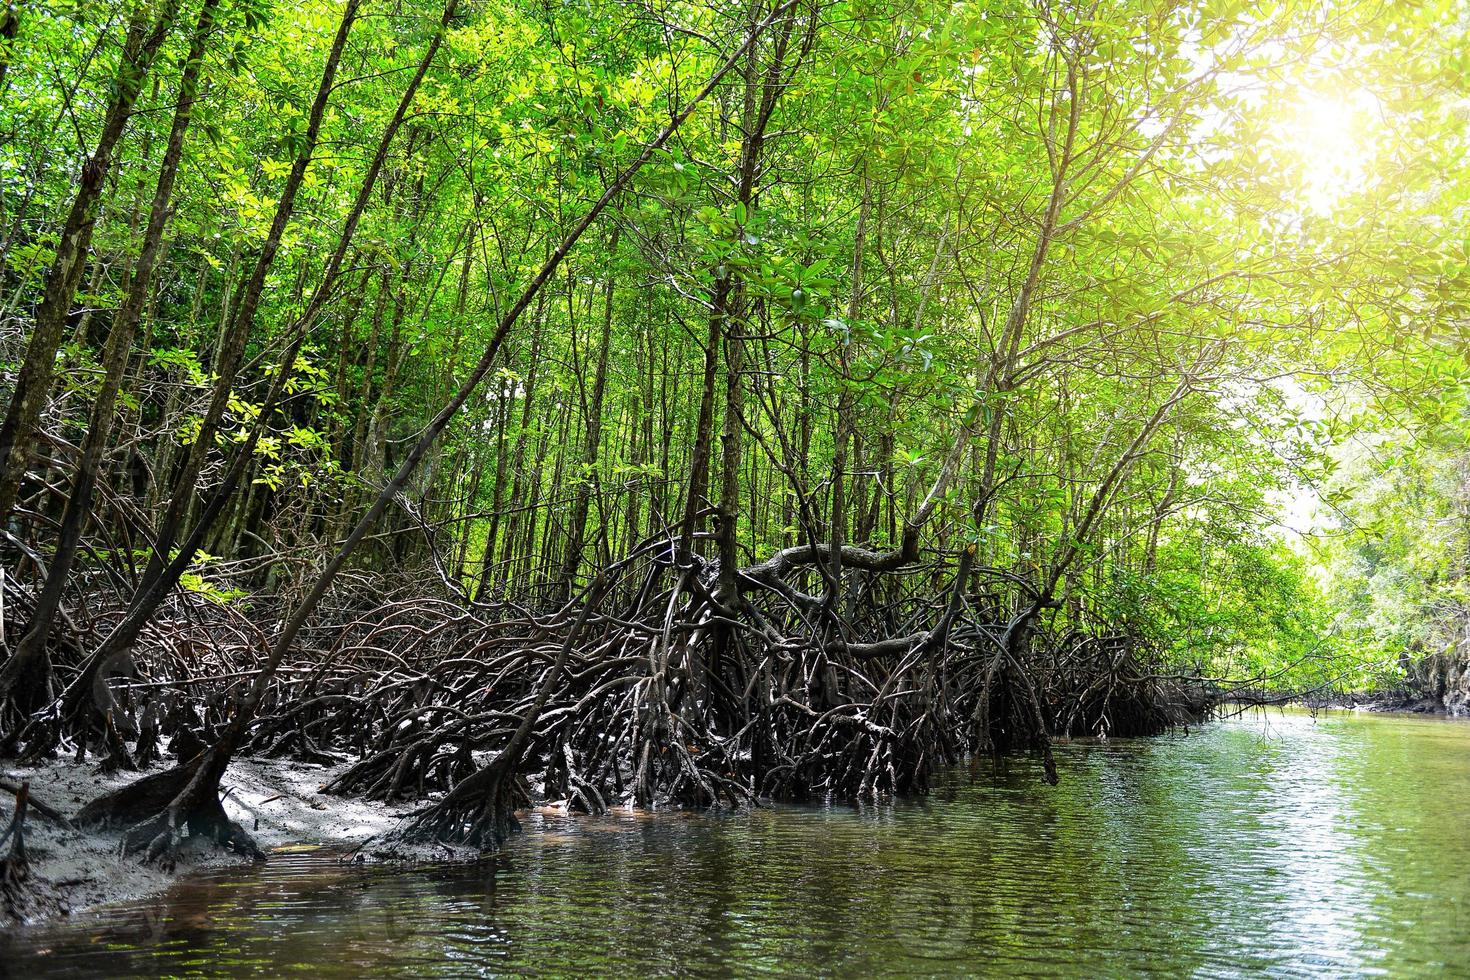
<box><xmin>3</xmin><ymin>709</ymin><xmax>1468</xmax><ymax>977</ymax></box>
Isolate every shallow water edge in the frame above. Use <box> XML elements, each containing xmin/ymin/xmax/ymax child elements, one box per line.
<box><xmin>3</xmin><ymin>708</ymin><xmax>1467</xmax><ymax>977</ymax></box>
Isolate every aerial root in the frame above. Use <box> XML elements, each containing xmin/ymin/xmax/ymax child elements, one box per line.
<box><xmin>376</xmin><ymin>754</ymin><xmax>524</xmax><ymax>855</ymax></box>
<box><xmin>0</xmin><ymin>779</ymin><xmax>63</xmax><ymax>920</ymax></box>
<box><xmin>19</xmin><ymin>548</ymin><xmax>1209</xmax><ymax>860</ymax></box>
<box><xmin>76</xmin><ymin>748</ymin><xmax>265</xmax><ymax>869</ymax></box>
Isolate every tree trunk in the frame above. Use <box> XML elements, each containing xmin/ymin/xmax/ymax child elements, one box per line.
<box><xmin>0</xmin><ymin>0</ymin><xmax>215</xmax><ymax>731</ymax></box>
<box><xmin>557</xmin><ymin>223</ymin><xmax>620</xmax><ymax>595</ymax></box>
<box><xmin>0</xmin><ymin>0</ymin><xmax>181</xmax><ymax>522</ymax></box>
<box><xmin>47</xmin><ymin>0</ymin><xmax>368</xmax><ymax>740</ymax></box>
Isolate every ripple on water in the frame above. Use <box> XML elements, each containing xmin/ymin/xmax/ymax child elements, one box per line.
<box><xmin>2</xmin><ymin>709</ymin><xmax>1468</xmax><ymax>978</ymax></box>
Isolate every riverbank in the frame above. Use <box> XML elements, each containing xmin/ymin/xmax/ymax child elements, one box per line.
<box><xmin>5</xmin><ymin>711</ymin><xmax>1469</xmax><ymax>977</ymax></box>
<box><xmin>1315</xmin><ymin>643</ymin><xmax>1470</xmax><ymax>717</ymax></box>
<box><xmin>6</xmin><ymin>705</ymin><xmax>1463</xmax><ymax>930</ymax></box>
<box><xmin>1291</xmin><ymin>692</ymin><xmax>1449</xmax><ymax>714</ymax></box>
<box><xmin>1</xmin><ymin>756</ymin><xmax>416</xmax><ymax>924</ymax></box>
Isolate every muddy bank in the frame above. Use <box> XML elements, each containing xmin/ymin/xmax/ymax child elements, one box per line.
<box><xmin>1295</xmin><ymin>644</ymin><xmax>1470</xmax><ymax>717</ymax></box>
<box><xmin>1295</xmin><ymin>691</ymin><xmax>1452</xmax><ymax>715</ymax></box>
<box><xmin>0</xmin><ymin>756</ymin><xmax>415</xmax><ymax>924</ymax></box>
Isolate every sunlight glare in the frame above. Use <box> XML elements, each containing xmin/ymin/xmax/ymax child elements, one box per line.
<box><xmin>1275</xmin><ymin>89</ymin><xmax>1374</xmax><ymax>213</ymax></box>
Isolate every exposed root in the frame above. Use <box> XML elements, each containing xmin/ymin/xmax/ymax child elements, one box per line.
<box><xmin>117</xmin><ymin>795</ymin><xmax>263</xmax><ymax>871</ymax></box>
<box><xmin>75</xmin><ymin>748</ymin><xmax>265</xmax><ymax>869</ymax></box>
<box><xmin>0</xmin><ymin>780</ymin><xmax>33</xmax><ymax>918</ymax></box>
<box><xmin>0</xmin><ymin>643</ymin><xmax>54</xmax><ymax>750</ymax></box>
<box><xmin>377</xmin><ymin>754</ymin><xmax>524</xmax><ymax>854</ymax></box>
<box><xmin>0</xmin><ymin>780</ymin><xmax>61</xmax><ymax>921</ymax></box>
<box><xmin>9</xmin><ymin>542</ymin><xmax>1218</xmax><ymax>864</ymax></box>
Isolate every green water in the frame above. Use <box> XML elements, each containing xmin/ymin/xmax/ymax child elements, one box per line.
<box><xmin>3</xmin><ymin>709</ymin><xmax>1468</xmax><ymax>977</ymax></box>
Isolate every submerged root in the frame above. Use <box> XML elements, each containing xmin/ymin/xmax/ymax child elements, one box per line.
<box><xmin>376</xmin><ymin>755</ymin><xmax>525</xmax><ymax>855</ymax></box>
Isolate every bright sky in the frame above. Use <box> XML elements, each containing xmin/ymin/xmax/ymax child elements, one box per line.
<box><xmin>1271</xmin><ymin>87</ymin><xmax>1379</xmax><ymax>214</ymax></box>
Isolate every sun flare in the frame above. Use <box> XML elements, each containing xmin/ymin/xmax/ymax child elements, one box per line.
<box><xmin>1276</xmin><ymin>89</ymin><xmax>1374</xmax><ymax>212</ymax></box>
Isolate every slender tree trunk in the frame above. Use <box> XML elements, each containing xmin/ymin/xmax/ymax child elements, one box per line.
<box><xmin>473</xmin><ymin>391</ymin><xmax>509</xmax><ymax>599</ymax></box>
<box><xmin>0</xmin><ymin>0</ymin><xmax>214</xmax><ymax>728</ymax></box>
<box><xmin>494</xmin><ymin>292</ymin><xmax>548</xmax><ymax>595</ymax></box>
<box><xmin>48</xmin><ymin>0</ymin><xmax>367</xmax><ymax>731</ymax></box>
<box><xmin>141</xmin><ymin>0</ymin><xmax>367</xmax><ymax>586</ymax></box>
<box><xmin>0</xmin><ymin>0</ymin><xmax>181</xmax><ymax>523</ymax></box>
<box><xmin>557</xmin><ymin>224</ymin><xmax>620</xmax><ymax>594</ymax></box>
<box><xmin>680</xmin><ymin>303</ymin><xmax>722</xmax><ymax>559</ymax></box>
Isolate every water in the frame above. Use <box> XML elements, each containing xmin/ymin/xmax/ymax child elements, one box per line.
<box><xmin>3</xmin><ymin>709</ymin><xmax>1468</xmax><ymax>977</ymax></box>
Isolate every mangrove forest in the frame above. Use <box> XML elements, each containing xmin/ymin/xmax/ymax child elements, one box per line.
<box><xmin>0</xmin><ymin>0</ymin><xmax>1468</xmax><ymax>971</ymax></box>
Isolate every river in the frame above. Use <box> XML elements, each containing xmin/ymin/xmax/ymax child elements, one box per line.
<box><xmin>2</xmin><ymin>709</ymin><xmax>1467</xmax><ymax>977</ymax></box>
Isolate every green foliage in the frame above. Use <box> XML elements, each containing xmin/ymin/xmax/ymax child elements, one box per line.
<box><xmin>2</xmin><ymin>0</ymin><xmax>1466</xmax><ymax>693</ymax></box>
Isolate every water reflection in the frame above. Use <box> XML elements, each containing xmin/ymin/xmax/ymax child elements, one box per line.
<box><xmin>3</xmin><ymin>710</ymin><xmax>1467</xmax><ymax>977</ymax></box>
